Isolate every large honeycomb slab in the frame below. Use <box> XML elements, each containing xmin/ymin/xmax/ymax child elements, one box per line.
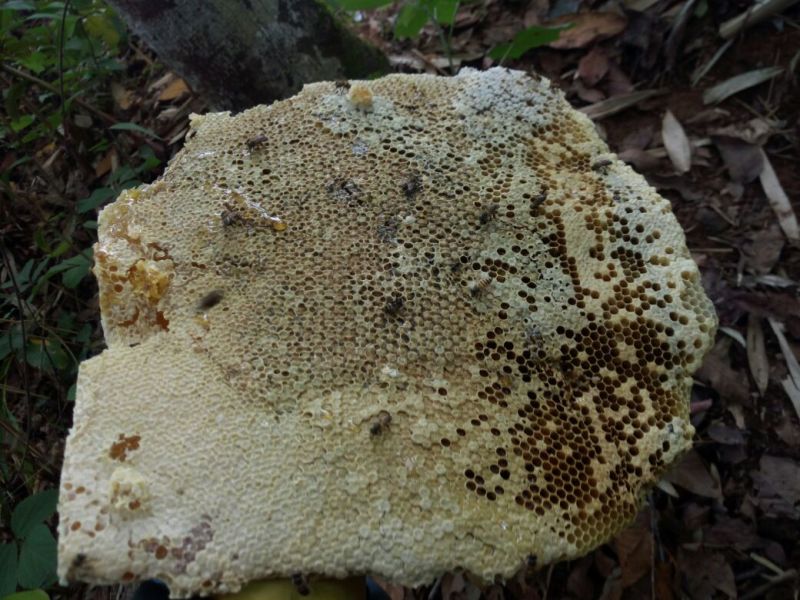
<box><xmin>58</xmin><ymin>68</ymin><xmax>717</xmax><ymax>596</ymax></box>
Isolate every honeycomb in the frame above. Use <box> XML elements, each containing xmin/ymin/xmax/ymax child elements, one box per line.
<box><xmin>58</xmin><ymin>68</ymin><xmax>717</xmax><ymax>596</ymax></box>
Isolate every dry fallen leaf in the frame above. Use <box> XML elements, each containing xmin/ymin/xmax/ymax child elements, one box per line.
<box><xmin>665</xmin><ymin>450</ymin><xmax>722</xmax><ymax>499</ymax></box>
<box><xmin>747</xmin><ymin>316</ymin><xmax>769</xmax><ymax>395</ymax></box>
<box><xmin>580</xmin><ymin>89</ymin><xmax>664</xmax><ymax>120</ymax></box>
<box><xmin>758</xmin><ymin>149</ymin><xmax>800</xmax><ymax>245</ymax></box>
<box><xmin>679</xmin><ymin>550</ymin><xmax>737</xmax><ymax>599</ymax></box>
<box><xmin>111</xmin><ymin>81</ymin><xmax>135</xmax><ymax>110</ymax></box>
<box><xmin>707</xmin><ymin>421</ymin><xmax>746</xmax><ymax>445</ymax></box>
<box><xmin>94</xmin><ymin>147</ymin><xmax>118</xmax><ymax>178</ymax></box>
<box><xmin>712</xmin><ymin>117</ymin><xmax>773</xmax><ymax>145</ymax></box>
<box><xmin>768</xmin><ymin>318</ymin><xmax>800</xmax><ymax>421</ymax></box>
<box><xmin>159</xmin><ymin>77</ymin><xmax>190</xmax><ymax>102</ymax></box>
<box><xmin>751</xmin><ymin>454</ymin><xmax>800</xmax><ymax>519</ymax></box>
<box><xmin>703</xmin><ymin>66</ymin><xmax>784</xmax><ymax>105</ymax></box>
<box><xmin>713</xmin><ymin>137</ymin><xmax>763</xmax><ymax>183</ymax></box>
<box><xmin>661</xmin><ymin>110</ymin><xmax>692</xmax><ymax>173</ymax></box>
<box><xmin>578</xmin><ymin>46</ymin><xmax>610</xmax><ymax>87</ymax></box>
<box><xmin>741</xmin><ymin>224</ymin><xmax>785</xmax><ymax>274</ymax></box>
<box><xmin>548</xmin><ymin>12</ymin><xmax>628</xmax><ymax>49</ymax></box>
<box><xmin>613</xmin><ymin>524</ymin><xmax>652</xmax><ymax>587</ymax></box>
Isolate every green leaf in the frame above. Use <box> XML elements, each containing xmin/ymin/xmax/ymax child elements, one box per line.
<box><xmin>109</xmin><ymin>122</ymin><xmax>161</xmax><ymax>139</ymax></box>
<box><xmin>0</xmin><ymin>325</ymin><xmax>24</xmax><ymax>361</ymax></box>
<box><xmin>76</xmin><ymin>187</ymin><xmax>115</xmax><ymax>213</ymax></box>
<box><xmin>395</xmin><ymin>4</ymin><xmax>428</xmax><ymax>38</ymax></box>
<box><xmin>16</xmin><ymin>525</ymin><xmax>56</xmax><ymax>589</ymax></box>
<box><xmin>336</xmin><ymin>0</ymin><xmax>392</xmax><ymax>8</ymax></box>
<box><xmin>10</xmin><ymin>490</ymin><xmax>58</xmax><ymax>540</ymax></box>
<box><xmin>2</xmin><ymin>1</ymin><xmax>35</xmax><ymax>10</ymax></box>
<box><xmin>432</xmin><ymin>0</ymin><xmax>458</xmax><ymax>25</ymax></box>
<box><xmin>25</xmin><ymin>338</ymin><xmax>70</xmax><ymax>371</ymax></box>
<box><xmin>488</xmin><ymin>24</ymin><xmax>572</xmax><ymax>61</ymax></box>
<box><xmin>83</xmin><ymin>13</ymin><xmax>119</xmax><ymax>47</ymax></box>
<box><xmin>2</xmin><ymin>590</ymin><xmax>49</xmax><ymax>600</ymax></box>
<box><xmin>18</xmin><ymin>51</ymin><xmax>48</xmax><ymax>74</ymax></box>
<box><xmin>0</xmin><ymin>543</ymin><xmax>18</xmax><ymax>597</ymax></box>
<box><xmin>9</xmin><ymin>115</ymin><xmax>34</xmax><ymax>133</ymax></box>
<box><xmin>42</xmin><ymin>248</ymin><xmax>93</xmax><ymax>289</ymax></box>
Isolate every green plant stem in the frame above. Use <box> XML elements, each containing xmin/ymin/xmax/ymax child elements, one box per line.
<box><xmin>0</xmin><ymin>63</ymin><xmax>116</xmax><ymax>125</ymax></box>
<box><xmin>0</xmin><ymin>243</ymin><xmax>34</xmax><ymax>487</ymax></box>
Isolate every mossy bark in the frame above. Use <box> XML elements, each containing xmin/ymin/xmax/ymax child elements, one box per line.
<box><xmin>106</xmin><ymin>0</ymin><xmax>389</xmax><ymax>111</ymax></box>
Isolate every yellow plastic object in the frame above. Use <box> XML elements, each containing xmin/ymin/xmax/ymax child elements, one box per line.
<box><xmin>215</xmin><ymin>578</ymin><xmax>366</xmax><ymax>600</ymax></box>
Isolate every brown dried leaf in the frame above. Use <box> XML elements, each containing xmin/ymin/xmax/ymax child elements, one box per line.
<box><xmin>549</xmin><ymin>12</ymin><xmax>628</xmax><ymax>49</ymax></box>
<box><xmin>747</xmin><ymin>316</ymin><xmax>770</xmax><ymax>395</ymax></box>
<box><xmin>707</xmin><ymin>421</ymin><xmax>746</xmax><ymax>445</ymax></box>
<box><xmin>665</xmin><ymin>450</ymin><xmax>722</xmax><ymax>499</ymax></box>
<box><xmin>705</xmin><ymin>516</ymin><xmax>760</xmax><ymax>550</ymax></box>
<box><xmin>94</xmin><ymin>147</ymin><xmax>118</xmax><ymax>178</ymax></box>
<box><xmin>713</xmin><ymin>136</ymin><xmax>764</xmax><ymax>183</ymax></box>
<box><xmin>372</xmin><ymin>578</ymin><xmax>406</xmax><ymax>600</ymax></box>
<box><xmin>711</xmin><ymin>117</ymin><xmax>773</xmax><ymax>145</ymax></box>
<box><xmin>751</xmin><ymin>455</ymin><xmax>800</xmax><ymax>519</ymax></box>
<box><xmin>159</xmin><ymin>77</ymin><xmax>190</xmax><ymax>102</ymax></box>
<box><xmin>566</xmin><ymin>556</ymin><xmax>594</xmax><ymax>600</ymax></box>
<box><xmin>111</xmin><ymin>82</ymin><xmax>135</xmax><ymax>110</ymax></box>
<box><xmin>578</xmin><ymin>46</ymin><xmax>610</xmax><ymax>87</ymax></box>
<box><xmin>741</xmin><ymin>223</ymin><xmax>785</xmax><ymax>274</ymax></box>
<box><xmin>613</xmin><ymin>525</ymin><xmax>652</xmax><ymax>587</ymax></box>
<box><xmin>662</xmin><ymin>110</ymin><xmax>692</xmax><ymax>173</ymax></box>
<box><xmin>679</xmin><ymin>551</ymin><xmax>736</xmax><ymax>599</ymax></box>
<box><xmin>618</xmin><ymin>148</ymin><xmax>662</xmax><ymax>172</ymax></box>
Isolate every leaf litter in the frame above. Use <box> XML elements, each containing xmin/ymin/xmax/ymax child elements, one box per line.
<box><xmin>7</xmin><ymin>1</ymin><xmax>799</xmax><ymax>599</ymax></box>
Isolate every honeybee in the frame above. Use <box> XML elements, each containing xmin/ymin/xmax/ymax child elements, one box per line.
<box><xmin>591</xmin><ymin>159</ymin><xmax>612</xmax><ymax>173</ymax></box>
<box><xmin>197</xmin><ymin>290</ymin><xmax>223</xmax><ymax>311</ymax></box>
<box><xmin>479</xmin><ymin>204</ymin><xmax>499</xmax><ymax>225</ymax></box>
<box><xmin>291</xmin><ymin>573</ymin><xmax>310</xmax><ymax>596</ymax></box>
<box><xmin>245</xmin><ymin>134</ymin><xmax>268</xmax><ymax>149</ymax></box>
<box><xmin>383</xmin><ymin>295</ymin><xmax>404</xmax><ymax>316</ymax></box>
<box><xmin>401</xmin><ymin>173</ymin><xmax>421</xmax><ymax>200</ymax></box>
<box><xmin>334</xmin><ymin>80</ymin><xmax>351</xmax><ymax>92</ymax></box>
<box><xmin>469</xmin><ymin>277</ymin><xmax>492</xmax><ymax>298</ymax></box>
<box><xmin>72</xmin><ymin>553</ymin><xmax>87</xmax><ymax>569</ymax></box>
<box><xmin>530</xmin><ymin>191</ymin><xmax>547</xmax><ymax>211</ymax></box>
<box><xmin>221</xmin><ymin>202</ymin><xmax>244</xmax><ymax>227</ymax></box>
<box><xmin>370</xmin><ymin>410</ymin><xmax>392</xmax><ymax>436</ymax></box>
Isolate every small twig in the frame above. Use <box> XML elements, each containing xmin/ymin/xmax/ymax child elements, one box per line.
<box><xmin>1</xmin><ymin>63</ymin><xmax>116</xmax><ymax>125</ymax></box>
<box><xmin>542</xmin><ymin>563</ymin><xmax>555</xmax><ymax>600</ymax></box>
<box><xmin>740</xmin><ymin>568</ymin><xmax>798</xmax><ymax>600</ymax></box>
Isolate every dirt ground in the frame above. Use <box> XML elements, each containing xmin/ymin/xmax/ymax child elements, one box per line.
<box><xmin>2</xmin><ymin>1</ymin><xmax>799</xmax><ymax>599</ymax></box>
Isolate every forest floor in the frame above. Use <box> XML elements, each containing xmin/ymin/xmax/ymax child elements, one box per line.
<box><xmin>1</xmin><ymin>1</ymin><xmax>799</xmax><ymax>599</ymax></box>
